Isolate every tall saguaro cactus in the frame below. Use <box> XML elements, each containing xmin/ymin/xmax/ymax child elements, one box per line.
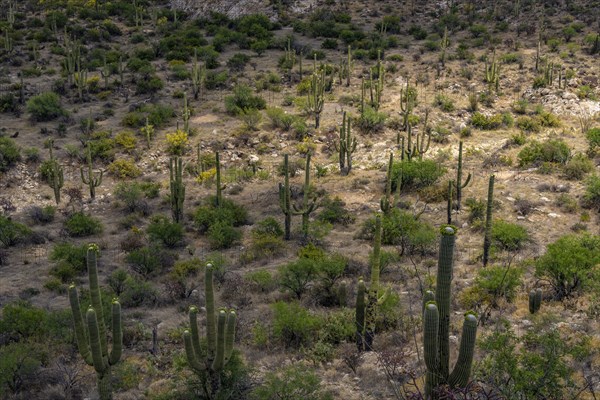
<box><xmin>380</xmin><ymin>152</ymin><xmax>401</xmax><ymax>215</ymax></box>
<box><xmin>452</xmin><ymin>141</ymin><xmax>472</xmax><ymax>211</ymax></box>
<box><xmin>69</xmin><ymin>244</ymin><xmax>122</xmax><ymax>400</ymax></box>
<box><xmin>292</xmin><ymin>153</ymin><xmax>320</xmax><ymax>238</ymax></box>
<box><xmin>482</xmin><ymin>175</ymin><xmax>495</xmax><ymax>267</ymax></box>
<box><xmin>334</xmin><ymin>111</ymin><xmax>357</xmax><ymax>175</ymax></box>
<box><xmin>47</xmin><ymin>141</ymin><xmax>64</xmax><ymax>204</ymax></box>
<box><xmin>183</xmin><ymin>264</ymin><xmax>237</xmax><ymax>396</ymax></box>
<box><xmin>215</xmin><ymin>151</ymin><xmax>226</xmax><ymax>207</ymax></box>
<box><xmin>356</xmin><ymin>215</ymin><xmax>388</xmax><ymax>351</ymax></box>
<box><xmin>424</xmin><ymin>227</ymin><xmax>478</xmax><ymax>398</ymax></box>
<box><xmin>307</xmin><ymin>68</ymin><xmax>325</xmax><ymax>129</ymax></box>
<box><xmin>278</xmin><ymin>154</ymin><xmax>292</xmax><ymax>240</ymax></box>
<box><xmin>191</xmin><ymin>48</ymin><xmax>206</xmax><ymax>101</ymax></box>
<box><xmin>169</xmin><ymin>157</ymin><xmax>185</xmax><ymax>223</ymax></box>
<box><xmin>80</xmin><ymin>144</ymin><xmax>103</xmax><ymax>200</ymax></box>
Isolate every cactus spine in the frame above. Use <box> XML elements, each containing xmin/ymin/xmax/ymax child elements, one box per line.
<box><xmin>69</xmin><ymin>244</ymin><xmax>122</xmax><ymax>400</ymax></box>
<box><xmin>47</xmin><ymin>141</ymin><xmax>64</xmax><ymax>204</ymax></box>
<box><xmin>292</xmin><ymin>153</ymin><xmax>320</xmax><ymax>237</ymax></box>
<box><xmin>424</xmin><ymin>227</ymin><xmax>478</xmax><ymax>398</ymax></box>
<box><xmin>307</xmin><ymin>68</ymin><xmax>325</xmax><ymax>129</ymax></box>
<box><xmin>80</xmin><ymin>144</ymin><xmax>103</xmax><ymax>200</ymax></box>
<box><xmin>169</xmin><ymin>157</ymin><xmax>185</xmax><ymax>223</ymax></box>
<box><xmin>184</xmin><ymin>264</ymin><xmax>237</xmax><ymax>396</ymax></box>
<box><xmin>482</xmin><ymin>175</ymin><xmax>495</xmax><ymax>267</ymax></box>
<box><xmin>215</xmin><ymin>151</ymin><xmax>226</xmax><ymax>207</ymax></box>
<box><xmin>529</xmin><ymin>288</ymin><xmax>542</xmax><ymax>314</ymax></box>
<box><xmin>278</xmin><ymin>154</ymin><xmax>292</xmax><ymax>240</ymax></box>
<box><xmin>452</xmin><ymin>141</ymin><xmax>472</xmax><ymax>211</ymax></box>
<box><xmin>334</xmin><ymin>111</ymin><xmax>357</xmax><ymax>175</ymax></box>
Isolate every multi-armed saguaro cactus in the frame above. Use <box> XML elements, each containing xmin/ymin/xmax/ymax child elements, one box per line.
<box><xmin>484</xmin><ymin>52</ymin><xmax>500</xmax><ymax>93</ymax></box>
<box><xmin>369</xmin><ymin>51</ymin><xmax>384</xmax><ymax>111</ymax></box>
<box><xmin>278</xmin><ymin>154</ymin><xmax>293</xmax><ymax>240</ymax></box>
<box><xmin>334</xmin><ymin>111</ymin><xmax>357</xmax><ymax>175</ymax></box>
<box><xmin>80</xmin><ymin>144</ymin><xmax>103</xmax><ymax>200</ymax></box>
<box><xmin>452</xmin><ymin>141</ymin><xmax>472</xmax><ymax>212</ymax></box>
<box><xmin>63</xmin><ymin>37</ymin><xmax>81</xmax><ymax>87</ymax></box>
<box><xmin>214</xmin><ymin>151</ymin><xmax>226</xmax><ymax>207</ymax></box>
<box><xmin>424</xmin><ymin>226</ymin><xmax>478</xmax><ymax>398</ymax></box>
<box><xmin>141</xmin><ymin>117</ymin><xmax>154</xmax><ymax>149</ymax></box>
<box><xmin>292</xmin><ymin>153</ymin><xmax>320</xmax><ymax>238</ymax></box>
<box><xmin>47</xmin><ymin>140</ymin><xmax>64</xmax><ymax>204</ymax></box>
<box><xmin>356</xmin><ymin>215</ymin><xmax>388</xmax><ymax>351</ymax></box>
<box><xmin>183</xmin><ymin>264</ymin><xmax>236</xmax><ymax>396</ymax></box>
<box><xmin>169</xmin><ymin>157</ymin><xmax>185</xmax><ymax>223</ymax></box>
<box><xmin>69</xmin><ymin>244</ymin><xmax>122</xmax><ymax>400</ymax></box>
<box><xmin>482</xmin><ymin>174</ymin><xmax>495</xmax><ymax>267</ymax></box>
<box><xmin>399</xmin><ymin>77</ymin><xmax>415</xmax><ymax>132</ymax></box>
<box><xmin>403</xmin><ymin>124</ymin><xmax>430</xmax><ymax>161</ymax></box>
<box><xmin>529</xmin><ymin>288</ymin><xmax>542</xmax><ymax>314</ymax></box>
<box><xmin>100</xmin><ymin>56</ymin><xmax>111</xmax><ymax>89</ymax></box>
<box><xmin>307</xmin><ymin>68</ymin><xmax>325</xmax><ymax>129</ymax></box>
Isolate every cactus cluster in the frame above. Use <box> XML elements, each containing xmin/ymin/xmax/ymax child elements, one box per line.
<box><xmin>183</xmin><ymin>264</ymin><xmax>237</xmax><ymax>395</ymax></box>
<box><xmin>334</xmin><ymin>111</ymin><xmax>357</xmax><ymax>175</ymax></box>
<box><xmin>69</xmin><ymin>244</ymin><xmax>122</xmax><ymax>400</ymax></box>
<box><xmin>424</xmin><ymin>226</ymin><xmax>478</xmax><ymax>398</ymax></box>
<box><xmin>169</xmin><ymin>156</ymin><xmax>185</xmax><ymax>223</ymax></box>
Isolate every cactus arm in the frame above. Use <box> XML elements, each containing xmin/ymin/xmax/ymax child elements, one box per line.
<box><xmin>109</xmin><ymin>300</ymin><xmax>122</xmax><ymax>366</ymax></box>
<box><xmin>188</xmin><ymin>306</ymin><xmax>203</xmax><ymax>361</ymax></box>
<box><xmin>68</xmin><ymin>285</ymin><xmax>93</xmax><ymax>365</ymax></box>
<box><xmin>448</xmin><ymin>312</ymin><xmax>478</xmax><ymax>388</ymax></box>
<box><xmin>447</xmin><ymin>180</ymin><xmax>453</xmax><ymax>225</ymax></box>
<box><xmin>183</xmin><ymin>330</ymin><xmax>205</xmax><ymax>373</ymax></box>
<box><xmin>205</xmin><ymin>264</ymin><xmax>216</xmax><ymax>363</ymax></box>
<box><xmin>86</xmin><ymin>307</ymin><xmax>107</xmax><ymax>374</ymax></box>
<box><xmin>212</xmin><ymin>310</ymin><xmax>227</xmax><ymax>371</ymax></box>
<box><xmin>224</xmin><ymin>310</ymin><xmax>236</xmax><ymax>364</ymax></box>
<box><xmin>423</xmin><ymin>302</ymin><xmax>439</xmax><ymax>372</ymax></box>
<box><xmin>87</xmin><ymin>244</ymin><xmax>108</xmax><ymax>358</ymax></box>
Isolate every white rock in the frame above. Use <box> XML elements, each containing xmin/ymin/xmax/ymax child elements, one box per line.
<box><xmin>548</xmin><ymin>213</ymin><xmax>560</xmax><ymax>218</ymax></box>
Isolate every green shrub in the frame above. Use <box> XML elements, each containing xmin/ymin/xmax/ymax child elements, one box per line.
<box><xmin>245</xmin><ymin>270</ymin><xmax>277</xmax><ymax>293</ymax></box>
<box><xmin>0</xmin><ymin>215</ymin><xmax>32</xmax><ymax>247</ymax></box>
<box><xmin>460</xmin><ymin>265</ymin><xmax>523</xmax><ymax>309</ymax></box>
<box><xmin>271</xmin><ymin>301</ymin><xmax>319</xmax><ymax>348</ymax></box>
<box><xmin>518</xmin><ymin>139</ymin><xmax>571</xmax><ymax>167</ymax></box>
<box><xmin>535</xmin><ymin>233</ymin><xmax>600</xmax><ymax>299</ymax></box>
<box><xmin>193</xmin><ymin>197</ymin><xmax>248</xmax><ymax>233</ymax></box>
<box><xmin>317</xmin><ymin>196</ymin><xmax>355</xmax><ymax>225</ymax></box>
<box><xmin>147</xmin><ymin>215</ymin><xmax>184</xmax><ymax>248</ymax></box>
<box><xmin>516</xmin><ymin>116</ymin><xmax>541</xmax><ymax>132</ymax></box>
<box><xmin>226</xmin><ymin>53</ymin><xmax>251</xmax><ymax>72</ymax></box>
<box><xmin>207</xmin><ymin>221</ymin><xmax>242</xmax><ymax>249</ymax></box>
<box><xmin>278</xmin><ymin>258</ymin><xmax>317</xmax><ymax>299</ymax></box>
<box><xmin>585</xmin><ymin>127</ymin><xmax>600</xmax><ymax>155</ymax></box>
<box><xmin>26</xmin><ymin>92</ymin><xmax>67</xmax><ymax>121</ymax></box>
<box><xmin>108</xmin><ymin>158</ymin><xmax>142</xmax><ymax>178</ymax></box>
<box><xmin>0</xmin><ymin>342</ymin><xmax>46</xmax><ymax>397</ymax></box>
<box><xmin>492</xmin><ymin>220</ymin><xmax>529</xmax><ymax>252</ymax></box>
<box><xmin>470</xmin><ymin>112</ymin><xmax>504</xmax><ymax>130</ymax></box>
<box><xmin>391</xmin><ymin>159</ymin><xmax>446</xmax><ymax>190</ymax></box>
<box><xmin>114</xmin><ymin>182</ymin><xmax>152</xmax><ymax>214</ymax></box>
<box><xmin>0</xmin><ymin>137</ymin><xmax>21</xmax><ymax>171</ymax></box>
<box><xmin>563</xmin><ymin>154</ymin><xmax>593</xmax><ymax>180</ymax></box>
<box><xmin>582</xmin><ymin>175</ymin><xmax>600</xmax><ymax>210</ymax></box>
<box><xmin>224</xmin><ymin>84</ymin><xmax>266</xmax><ymax>115</ymax></box>
<box><xmin>433</xmin><ymin>93</ymin><xmax>455</xmax><ymax>112</ymax></box>
<box><xmin>120</xmin><ymin>276</ymin><xmax>158</xmax><ymax>307</ymax></box>
<box><xmin>126</xmin><ymin>246</ymin><xmax>176</xmax><ymax>278</ymax></box>
<box><xmin>252</xmin><ymin>364</ymin><xmax>332</xmax><ymax>400</ymax></box>
<box><xmin>357</xmin><ymin>106</ymin><xmax>387</xmax><ymax>133</ymax></box>
<box><xmin>49</xmin><ymin>242</ymin><xmax>87</xmax><ymax>275</ymax></box>
<box><xmin>64</xmin><ymin>212</ymin><xmax>103</xmax><ymax>237</ymax></box>
<box><xmin>27</xmin><ymin>205</ymin><xmax>56</xmax><ymax>224</ymax></box>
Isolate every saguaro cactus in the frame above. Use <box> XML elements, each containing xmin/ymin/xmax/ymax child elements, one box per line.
<box><xmin>529</xmin><ymin>288</ymin><xmax>542</xmax><ymax>314</ymax></box>
<box><xmin>292</xmin><ymin>153</ymin><xmax>320</xmax><ymax>238</ymax></box>
<box><xmin>169</xmin><ymin>157</ymin><xmax>185</xmax><ymax>223</ymax></box>
<box><xmin>183</xmin><ymin>264</ymin><xmax>237</xmax><ymax>396</ymax></box>
<box><xmin>278</xmin><ymin>154</ymin><xmax>293</xmax><ymax>240</ymax></box>
<box><xmin>380</xmin><ymin>152</ymin><xmax>401</xmax><ymax>215</ymax></box>
<box><xmin>424</xmin><ymin>227</ymin><xmax>478</xmax><ymax>398</ymax></box>
<box><xmin>482</xmin><ymin>175</ymin><xmax>495</xmax><ymax>267</ymax></box>
<box><xmin>215</xmin><ymin>151</ymin><xmax>226</xmax><ymax>207</ymax></box>
<box><xmin>191</xmin><ymin>48</ymin><xmax>206</xmax><ymax>101</ymax></box>
<box><xmin>356</xmin><ymin>215</ymin><xmax>388</xmax><ymax>351</ymax></box>
<box><xmin>69</xmin><ymin>244</ymin><xmax>122</xmax><ymax>400</ymax></box>
<box><xmin>404</xmin><ymin>124</ymin><xmax>430</xmax><ymax>161</ymax></box>
<box><xmin>307</xmin><ymin>68</ymin><xmax>325</xmax><ymax>129</ymax></box>
<box><xmin>47</xmin><ymin>141</ymin><xmax>64</xmax><ymax>204</ymax></box>
<box><xmin>334</xmin><ymin>111</ymin><xmax>357</xmax><ymax>175</ymax></box>
<box><xmin>452</xmin><ymin>141</ymin><xmax>472</xmax><ymax>211</ymax></box>
<box><xmin>80</xmin><ymin>145</ymin><xmax>103</xmax><ymax>200</ymax></box>
<box><xmin>182</xmin><ymin>92</ymin><xmax>190</xmax><ymax>134</ymax></box>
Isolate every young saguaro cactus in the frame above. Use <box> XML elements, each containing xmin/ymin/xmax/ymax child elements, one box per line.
<box><xmin>47</xmin><ymin>141</ymin><xmax>64</xmax><ymax>204</ymax></box>
<box><xmin>169</xmin><ymin>156</ymin><xmax>185</xmax><ymax>223</ymax></box>
<box><xmin>69</xmin><ymin>244</ymin><xmax>122</xmax><ymax>400</ymax></box>
<box><xmin>356</xmin><ymin>215</ymin><xmax>389</xmax><ymax>351</ymax></box>
<box><xmin>529</xmin><ymin>288</ymin><xmax>542</xmax><ymax>314</ymax></box>
<box><xmin>424</xmin><ymin>227</ymin><xmax>478</xmax><ymax>398</ymax></box>
<box><xmin>452</xmin><ymin>141</ymin><xmax>472</xmax><ymax>211</ymax></box>
<box><xmin>183</xmin><ymin>264</ymin><xmax>236</xmax><ymax>395</ymax></box>
<box><xmin>215</xmin><ymin>151</ymin><xmax>226</xmax><ymax>207</ymax></box>
<box><xmin>278</xmin><ymin>154</ymin><xmax>293</xmax><ymax>241</ymax></box>
<box><xmin>80</xmin><ymin>144</ymin><xmax>103</xmax><ymax>200</ymax></box>
<box><xmin>380</xmin><ymin>152</ymin><xmax>402</xmax><ymax>215</ymax></box>
<box><xmin>334</xmin><ymin>111</ymin><xmax>357</xmax><ymax>175</ymax></box>
<box><xmin>483</xmin><ymin>175</ymin><xmax>495</xmax><ymax>267</ymax></box>
<box><xmin>292</xmin><ymin>153</ymin><xmax>320</xmax><ymax>238</ymax></box>
<box><xmin>191</xmin><ymin>48</ymin><xmax>206</xmax><ymax>101</ymax></box>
